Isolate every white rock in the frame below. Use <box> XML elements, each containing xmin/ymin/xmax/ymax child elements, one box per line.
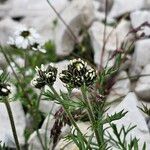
<box><xmin>107</xmin><ymin>71</ymin><xmax>131</xmax><ymax>103</ymax></box>
<box><xmin>55</xmin><ymin>122</ymin><xmax>91</xmax><ymax>150</ymax></box>
<box><xmin>39</xmin><ymin>100</ymin><xmax>60</xmax><ymax>115</ymax></box>
<box><xmin>109</xmin><ymin>0</ymin><xmax>145</xmax><ymax>18</ymax></box>
<box><xmin>21</xmin><ymin>0</ymin><xmax>69</xmax><ymax>42</ymax></box>
<box><xmin>0</xmin><ymin>101</ymin><xmax>26</xmax><ymax>147</ymax></box>
<box><xmin>98</xmin><ymin>0</ymin><xmax>114</xmax><ymax>12</ymax></box>
<box><xmin>28</xmin><ymin>129</ymin><xmax>52</xmax><ymax>150</ymax></box>
<box><xmin>42</xmin><ymin>114</ymin><xmax>71</xmax><ymax>138</ymax></box>
<box><xmin>53</xmin><ymin>60</ymin><xmax>69</xmax><ymax>93</ymax></box>
<box><xmin>105</xmin><ymin>93</ymin><xmax>150</xmax><ymax>149</ymax></box>
<box><xmin>0</xmin><ymin>1</ymin><xmax>11</xmax><ymax>18</ymax></box>
<box><xmin>55</xmin><ymin>139</ymin><xmax>78</xmax><ymax>150</ymax></box>
<box><xmin>93</xmin><ymin>0</ymin><xmax>101</xmax><ymax>11</ymax></box>
<box><xmin>8</xmin><ymin>0</ymin><xmax>69</xmax><ymax>17</ymax></box>
<box><xmin>55</xmin><ymin>0</ymin><xmax>95</xmax><ymax>56</ymax></box>
<box><xmin>130</xmin><ymin>39</ymin><xmax>150</xmax><ymax>75</ymax></box>
<box><xmin>0</xmin><ymin>17</ymin><xmax>23</xmax><ymax>45</ymax></box>
<box><xmin>135</xmin><ymin>64</ymin><xmax>150</xmax><ymax>101</ymax></box>
<box><xmin>130</xmin><ymin>10</ymin><xmax>150</xmax><ymax>36</ymax></box>
<box><xmin>144</xmin><ymin>0</ymin><xmax>150</xmax><ymax>9</ymax></box>
<box><xmin>89</xmin><ymin>20</ymin><xmax>130</xmax><ymax>66</ymax></box>
<box><xmin>147</xmin><ymin>118</ymin><xmax>150</xmax><ymax>132</ymax></box>
<box><xmin>41</xmin><ymin>115</ymin><xmax>55</xmax><ymax>131</ymax></box>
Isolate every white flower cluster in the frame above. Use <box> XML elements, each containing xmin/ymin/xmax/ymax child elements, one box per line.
<box><xmin>31</xmin><ymin>64</ymin><xmax>57</xmax><ymax>89</ymax></box>
<box><xmin>7</xmin><ymin>26</ymin><xmax>46</xmax><ymax>53</ymax></box>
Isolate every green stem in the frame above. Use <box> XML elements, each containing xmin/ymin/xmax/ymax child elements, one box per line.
<box><xmin>4</xmin><ymin>99</ymin><xmax>21</xmax><ymax>150</ymax></box>
<box><xmin>36</xmin><ymin>130</ymin><xmax>46</xmax><ymax>150</ymax></box>
<box><xmin>50</xmin><ymin>86</ymin><xmax>92</xmax><ymax>150</ymax></box>
<box><xmin>37</xmin><ymin>88</ymin><xmax>44</xmax><ymax>109</ymax></box>
<box><xmin>81</xmin><ymin>86</ymin><xmax>102</xmax><ymax>148</ymax></box>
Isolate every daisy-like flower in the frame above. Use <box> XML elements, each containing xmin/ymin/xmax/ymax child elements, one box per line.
<box><xmin>7</xmin><ymin>26</ymin><xmax>46</xmax><ymax>53</ymax></box>
<box><xmin>59</xmin><ymin>58</ymin><xmax>97</xmax><ymax>88</ymax></box>
<box><xmin>31</xmin><ymin>64</ymin><xmax>57</xmax><ymax>89</ymax></box>
<box><xmin>0</xmin><ymin>83</ymin><xmax>11</xmax><ymax>96</ymax></box>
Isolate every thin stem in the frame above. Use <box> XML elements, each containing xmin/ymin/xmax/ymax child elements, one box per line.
<box><xmin>118</xmin><ymin>74</ymin><xmax>150</xmax><ymax>81</ymax></box>
<box><xmin>4</xmin><ymin>99</ymin><xmax>21</xmax><ymax>150</ymax></box>
<box><xmin>0</xmin><ymin>46</ymin><xmax>32</xmax><ymax>106</ymax></box>
<box><xmin>47</xmin><ymin>0</ymin><xmax>79</xmax><ymax>44</ymax></box>
<box><xmin>23</xmin><ymin>50</ymin><xmax>28</xmax><ymax>77</ymax></box>
<box><xmin>99</xmin><ymin>0</ymin><xmax>108</xmax><ymax>70</ymax></box>
<box><xmin>81</xmin><ymin>86</ymin><xmax>102</xmax><ymax>148</ymax></box>
<box><xmin>37</xmin><ymin>88</ymin><xmax>44</xmax><ymax>109</ymax></box>
<box><xmin>0</xmin><ymin>46</ymin><xmax>20</xmax><ymax>83</ymax></box>
<box><xmin>36</xmin><ymin>130</ymin><xmax>46</xmax><ymax>150</ymax></box>
<box><xmin>50</xmin><ymin>86</ymin><xmax>92</xmax><ymax>150</ymax></box>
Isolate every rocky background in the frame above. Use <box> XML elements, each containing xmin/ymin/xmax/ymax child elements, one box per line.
<box><xmin>0</xmin><ymin>0</ymin><xmax>150</xmax><ymax>149</ymax></box>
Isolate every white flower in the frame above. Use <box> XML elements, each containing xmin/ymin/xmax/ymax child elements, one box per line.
<box><xmin>8</xmin><ymin>26</ymin><xmax>46</xmax><ymax>53</ymax></box>
<box><xmin>31</xmin><ymin>39</ymin><xmax>46</xmax><ymax>53</ymax></box>
<box><xmin>15</xmin><ymin>36</ymin><xmax>28</xmax><ymax>49</ymax></box>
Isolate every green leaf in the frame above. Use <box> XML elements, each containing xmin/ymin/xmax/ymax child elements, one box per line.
<box><xmin>102</xmin><ymin>110</ymin><xmax>128</xmax><ymax>124</ymax></box>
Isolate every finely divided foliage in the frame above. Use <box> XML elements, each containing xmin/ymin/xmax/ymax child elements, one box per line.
<box><xmin>0</xmin><ymin>0</ymin><xmax>150</xmax><ymax>150</ymax></box>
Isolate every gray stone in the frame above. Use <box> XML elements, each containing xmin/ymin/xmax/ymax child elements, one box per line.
<box><xmin>130</xmin><ymin>39</ymin><xmax>150</xmax><ymax>76</ymax></box>
<box><xmin>0</xmin><ymin>17</ymin><xmax>23</xmax><ymax>45</ymax></box>
<box><xmin>135</xmin><ymin>64</ymin><xmax>150</xmax><ymax>101</ymax></box>
<box><xmin>55</xmin><ymin>122</ymin><xmax>91</xmax><ymax>150</ymax></box>
<box><xmin>21</xmin><ymin>0</ymin><xmax>69</xmax><ymax>42</ymax></box>
<box><xmin>105</xmin><ymin>93</ymin><xmax>150</xmax><ymax>149</ymax></box>
<box><xmin>0</xmin><ymin>101</ymin><xmax>26</xmax><ymax>147</ymax></box>
<box><xmin>89</xmin><ymin>20</ymin><xmax>130</xmax><ymax>66</ymax></box>
<box><xmin>106</xmin><ymin>71</ymin><xmax>131</xmax><ymax>103</ymax></box>
<box><xmin>108</xmin><ymin>0</ymin><xmax>145</xmax><ymax>18</ymax></box>
<box><xmin>41</xmin><ymin>114</ymin><xmax>70</xmax><ymax>138</ymax></box>
<box><xmin>39</xmin><ymin>100</ymin><xmax>60</xmax><ymax>115</ymax></box>
<box><xmin>54</xmin><ymin>0</ymin><xmax>95</xmax><ymax>56</ymax></box>
<box><xmin>130</xmin><ymin>10</ymin><xmax>150</xmax><ymax>36</ymax></box>
<box><xmin>28</xmin><ymin>129</ymin><xmax>52</xmax><ymax>150</ymax></box>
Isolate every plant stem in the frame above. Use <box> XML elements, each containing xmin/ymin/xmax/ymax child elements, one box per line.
<box><xmin>50</xmin><ymin>86</ymin><xmax>92</xmax><ymax>150</ymax></box>
<box><xmin>4</xmin><ymin>99</ymin><xmax>21</xmax><ymax>150</ymax></box>
<box><xmin>0</xmin><ymin>46</ymin><xmax>32</xmax><ymax>107</ymax></box>
<box><xmin>37</xmin><ymin>88</ymin><xmax>44</xmax><ymax>109</ymax></box>
<box><xmin>36</xmin><ymin>130</ymin><xmax>46</xmax><ymax>150</ymax></box>
<box><xmin>81</xmin><ymin>86</ymin><xmax>102</xmax><ymax>148</ymax></box>
<box><xmin>47</xmin><ymin>0</ymin><xmax>79</xmax><ymax>44</ymax></box>
<box><xmin>99</xmin><ymin>0</ymin><xmax>108</xmax><ymax>70</ymax></box>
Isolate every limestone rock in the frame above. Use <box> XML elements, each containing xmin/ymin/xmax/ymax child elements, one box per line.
<box><xmin>108</xmin><ymin>0</ymin><xmax>145</xmax><ymax>18</ymax></box>
<box><xmin>39</xmin><ymin>100</ymin><xmax>60</xmax><ymax>115</ymax></box>
<box><xmin>28</xmin><ymin>129</ymin><xmax>52</xmax><ymax>150</ymax></box>
<box><xmin>89</xmin><ymin>20</ymin><xmax>130</xmax><ymax>66</ymax></box>
<box><xmin>105</xmin><ymin>93</ymin><xmax>150</xmax><ymax>149</ymax></box>
<box><xmin>21</xmin><ymin>0</ymin><xmax>69</xmax><ymax>42</ymax></box>
<box><xmin>55</xmin><ymin>122</ymin><xmax>91</xmax><ymax>150</ymax></box>
<box><xmin>55</xmin><ymin>139</ymin><xmax>78</xmax><ymax>150</ymax></box>
<box><xmin>0</xmin><ymin>101</ymin><xmax>26</xmax><ymax>148</ymax></box>
<box><xmin>130</xmin><ymin>39</ymin><xmax>150</xmax><ymax>76</ymax></box>
<box><xmin>106</xmin><ymin>71</ymin><xmax>131</xmax><ymax>103</ymax></box>
<box><xmin>54</xmin><ymin>0</ymin><xmax>95</xmax><ymax>56</ymax></box>
<box><xmin>0</xmin><ymin>17</ymin><xmax>23</xmax><ymax>45</ymax></box>
<box><xmin>135</xmin><ymin>64</ymin><xmax>150</xmax><ymax>101</ymax></box>
<box><xmin>130</xmin><ymin>10</ymin><xmax>150</xmax><ymax>36</ymax></box>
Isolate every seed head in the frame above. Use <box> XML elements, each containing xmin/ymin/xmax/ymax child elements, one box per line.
<box><xmin>60</xmin><ymin>58</ymin><xmax>97</xmax><ymax>88</ymax></box>
<box><xmin>31</xmin><ymin>64</ymin><xmax>57</xmax><ymax>88</ymax></box>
